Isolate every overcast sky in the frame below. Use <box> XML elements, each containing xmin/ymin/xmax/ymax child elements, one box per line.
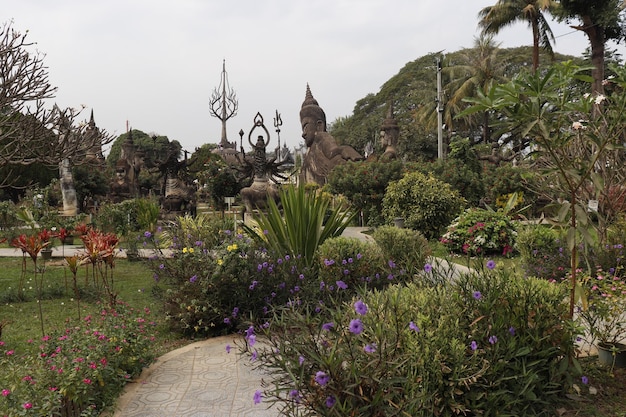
<box><xmin>8</xmin><ymin>1</ymin><xmax>626</xmax><ymax>155</ymax></box>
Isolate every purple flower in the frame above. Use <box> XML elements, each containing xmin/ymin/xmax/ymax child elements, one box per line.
<box><xmin>470</xmin><ymin>341</ymin><xmax>478</xmax><ymax>351</ymax></box>
<box><xmin>189</xmin><ymin>275</ymin><xmax>197</xmax><ymax>283</ymax></box>
<box><xmin>349</xmin><ymin>319</ymin><xmax>364</xmax><ymax>335</ymax></box>
<box><xmin>324</xmin><ymin>259</ymin><xmax>335</xmax><ymax>266</ymax></box>
<box><xmin>409</xmin><ymin>321</ymin><xmax>420</xmax><ymax>332</ymax></box>
<box><xmin>364</xmin><ymin>343</ymin><xmax>377</xmax><ymax>353</ymax></box>
<box><xmin>289</xmin><ymin>389</ymin><xmax>300</xmax><ymax>402</ymax></box>
<box><xmin>348</xmin><ymin>257</ymin><xmax>353</xmax><ymax>263</ymax></box>
<box><xmin>299</xmin><ymin>356</ymin><xmax>305</xmax><ymax>365</ymax></box>
<box><xmin>489</xmin><ymin>335</ymin><xmax>498</xmax><ymax>345</ymax></box>
<box><xmin>424</xmin><ymin>263</ymin><xmax>432</xmax><ymax>273</ymax></box>
<box><xmin>337</xmin><ymin>280</ymin><xmax>348</xmax><ymax>289</ymax></box>
<box><xmin>250</xmin><ymin>350</ymin><xmax>257</xmax><ymax>361</ymax></box>
<box><xmin>486</xmin><ymin>260</ymin><xmax>496</xmax><ymax>270</ymax></box>
<box><xmin>315</xmin><ymin>371</ymin><xmax>330</xmax><ymax>386</ymax></box>
<box><xmin>581</xmin><ymin>375</ymin><xmax>589</xmax><ymax>385</ymax></box>
<box><xmin>342</xmin><ymin>259</ymin><xmax>348</xmax><ymax>265</ymax></box>
<box><xmin>159</xmin><ymin>263</ymin><xmax>164</xmax><ymax>269</ymax></box>
<box><xmin>388</xmin><ymin>260</ymin><xmax>396</xmax><ymax>268</ymax></box>
<box><xmin>325</xmin><ymin>395</ymin><xmax>336</xmax><ymax>408</ymax></box>
<box><xmin>224</xmin><ymin>317</ymin><xmax>231</xmax><ymax>324</ymax></box>
<box><xmin>356</xmin><ymin>253</ymin><xmax>362</xmax><ymax>260</ymax></box>
<box><xmin>253</xmin><ymin>390</ymin><xmax>262</xmax><ymax>404</ymax></box>
<box><xmin>322</xmin><ymin>322</ymin><xmax>335</xmax><ymax>331</ymax></box>
<box><xmin>343</xmin><ymin>269</ymin><xmax>350</xmax><ymax>275</ymax></box>
<box><xmin>354</xmin><ymin>300</ymin><xmax>368</xmax><ymax>315</ymax></box>
<box><xmin>225</xmin><ymin>344</ymin><xmax>231</xmax><ymax>354</ymax></box>
<box><xmin>144</xmin><ymin>231</ymin><xmax>152</xmax><ymax>238</ymax></box>
<box><xmin>299</xmin><ymin>273</ymin><xmax>305</xmax><ymax>280</ymax></box>
<box><xmin>508</xmin><ymin>326</ymin><xmax>515</xmax><ymax>336</ymax></box>
<box><xmin>473</xmin><ymin>291</ymin><xmax>482</xmax><ymax>300</ymax></box>
<box><xmin>248</xmin><ymin>334</ymin><xmax>256</xmax><ymax>347</ymax></box>
<box><xmin>285</xmin><ymin>255</ymin><xmax>290</xmax><ymax>261</ymax></box>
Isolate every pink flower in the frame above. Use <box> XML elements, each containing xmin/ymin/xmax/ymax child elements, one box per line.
<box><xmin>5</xmin><ymin>350</ymin><xmax>14</xmax><ymax>356</ymax></box>
<box><xmin>1</xmin><ymin>389</ymin><xmax>10</xmax><ymax>397</ymax></box>
<box><xmin>23</xmin><ymin>403</ymin><xmax>32</xmax><ymax>409</ymax></box>
<box><xmin>83</xmin><ymin>378</ymin><xmax>92</xmax><ymax>385</ymax></box>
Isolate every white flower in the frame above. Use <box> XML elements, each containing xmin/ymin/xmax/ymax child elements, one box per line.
<box><xmin>572</xmin><ymin>121</ymin><xmax>584</xmax><ymax>130</ymax></box>
<box><xmin>594</xmin><ymin>94</ymin><xmax>606</xmax><ymax>105</ymax></box>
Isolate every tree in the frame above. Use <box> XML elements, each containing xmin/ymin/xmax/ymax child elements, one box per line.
<box><xmin>478</xmin><ymin>0</ymin><xmax>558</xmax><ymax>71</ymax></box>
<box><xmin>463</xmin><ymin>61</ymin><xmax>626</xmax><ymax>318</ymax></box>
<box><xmin>0</xmin><ymin>21</ymin><xmax>113</xmax><ymax>186</ymax></box>
<box><xmin>556</xmin><ymin>0</ymin><xmax>626</xmax><ymax>94</ymax></box>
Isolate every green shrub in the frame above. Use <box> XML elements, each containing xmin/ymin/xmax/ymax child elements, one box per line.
<box><xmin>517</xmin><ymin>225</ymin><xmax>569</xmax><ymax>279</ymax></box>
<box><xmin>245</xmin><ymin>185</ymin><xmax>356</xmax><ymax>268</ymax></box>
<box><xmin>440</xmin><ymin>208</ymin><xmax>518</xmax><ymax>256</ymax></box>
<box><xmin>327</xmin><ymin>160</ymin><xmax>404</xmax><ymax>226</ymax></box>
<box><xmin>371</xmin><ymin>225</ymin><xmax>431</xmax><ymax>275</ymax></box>
<box><xmin>245</xmin><ymin>266</ymin><xmax>577</xmax><ymax>416</ymax></box>
<box><xmin>317</xmin><ymin>237</ymin><xmax>388</xmax><ymax>296</ymax></box>
<box><xmin>382</xmin><ymin>171</ymin><xmax>464</xmax><ymax>239</ymax></box>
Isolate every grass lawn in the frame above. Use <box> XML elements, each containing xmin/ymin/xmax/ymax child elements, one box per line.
<box><xmin>0</xmin><ymin>255</ymin><xmax>188</xmax><ymax>356</ymax></box>
<box><xmin>1</xmin><ymin>251</ymin><xmax>625</xmax><ymax>416</ymax></box>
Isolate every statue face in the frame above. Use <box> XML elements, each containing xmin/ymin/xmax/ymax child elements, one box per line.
<box><xmin>301</xmin><ymin>116</ymin><xmax>323</xmax><ymax>147</ymax></box>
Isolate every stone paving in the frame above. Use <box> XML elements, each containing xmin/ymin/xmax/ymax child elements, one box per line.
<box><xmin>112</xmin><ymin>336</ymin><xmax>279</xmax><ymax>417</ymax></box>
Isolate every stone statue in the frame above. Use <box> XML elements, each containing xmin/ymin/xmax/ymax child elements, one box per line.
<box><xmin>299</xmin><ymin>85</ymin><xmax>362</xmax><ymax>185</ymax></box>
<box><xmin>380</xmin><ymin>101</ymin><xmax>399</xmax><ymax>160</ymax></box>
<box><xmin>109</xmin><ymin>160</ymin><xmax>132</xmax><ymax>202</ymax></box>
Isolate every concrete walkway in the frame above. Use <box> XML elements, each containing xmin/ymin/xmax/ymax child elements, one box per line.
<box><xmin>111</xmin><ymin>336</ymin><xmax>278</xmax><ymax>417</ymax></box>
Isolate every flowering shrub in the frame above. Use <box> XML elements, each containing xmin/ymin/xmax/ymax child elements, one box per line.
<box><xmin>517</xmin><ymin>225</ymin><xmax>569</xmax><ymax>280</ymax></box>
<box><xmin>0</xmin><ymin>301</ymin><xmax>157</xmax><ymax>416</ymax></box>
<box><xmin>245</xmin><ymin>262</ymin><xmax>577</xmax><ymax>416</ymax></box>
<box><xmin>576</xmin><ymin>267</ymin><xmax>626</xmax><ymax>346</ymax></box>
<box><xmin>441</xmin><ymin>208</ymin><xmax>517</xmax><ymax>256</ymax></box>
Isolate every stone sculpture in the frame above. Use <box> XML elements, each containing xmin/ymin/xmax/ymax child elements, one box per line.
<box><xmin>380</xmin><ymin>101</ymin><xmax>399</xmax><ymax>160</ymax></box>
<box><xmin>299</xmin><ymin>85</ymin><xmax>362</xmax><ymax>185</ymax></box>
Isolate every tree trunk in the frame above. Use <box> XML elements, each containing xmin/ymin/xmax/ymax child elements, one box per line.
<box><xmin>582</xmin><ymin>15</ymin><xmax>606</xmax><ymax>96</ymax></box>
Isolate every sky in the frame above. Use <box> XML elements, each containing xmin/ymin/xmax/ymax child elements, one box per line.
<box><xmin>7</xmin><ymin>1</ymin><xmax>626</xmax><ymax>156</ymax></box>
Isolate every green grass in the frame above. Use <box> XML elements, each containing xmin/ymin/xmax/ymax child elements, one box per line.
<box><xmin>0</xmin><ymin>256</ymin><xmax>185</xmax><ymax>356</ymax></box>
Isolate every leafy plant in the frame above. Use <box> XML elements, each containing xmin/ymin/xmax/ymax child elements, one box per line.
<box><xmin>327</xmin><ymin>160</ymin><xmax>404</xmax><ymax>226</ymax></box>
<box><xmin>440</xmin><ymin>208</ymin><xmax>518</xmax><ymax>256</ymax></box>
<box><xmin>245</xmin><ymin>185</ymin><xmax>356</xmax><ymax>268</ymax></box>
<box><xmin>371</xmin><ymin>225</ymin><xmax>431</xmax><ymax>276</ymax></box>
<box><xmin>382</xmin><ymin>171</ymin><xmax>464</xmax><ymax>239</ymax></box>
<box><xmin>244</xmin><ymin>263</ymin><xmax>577</xmax><ymax>416</ymax></box>
<box><xmin>517</xmin><ymin>225</ymin><xmax>570</xmax><ymax>280</ymax></box>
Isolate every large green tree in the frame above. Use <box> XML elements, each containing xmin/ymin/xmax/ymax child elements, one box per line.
<box><xmin>478</xmin><ymin>0</ymin><xmax>558</xmax><ymax>71</ymax></box>
<box><xmin>556</xmin><ymin>0</ymin><xmax>626</xmax><ymax>94</ymax></box>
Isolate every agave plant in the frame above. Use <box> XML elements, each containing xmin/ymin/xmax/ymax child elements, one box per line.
<box><xmin>244</xmin><ymin>185</ymin><xmax>356</xmax><ymax>268</ymax></box>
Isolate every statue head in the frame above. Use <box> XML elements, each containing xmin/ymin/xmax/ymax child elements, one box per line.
<box><xmin>300</xmin><ymin>84</ymin><xmax>327</xmax><ymax>147</ymax></box>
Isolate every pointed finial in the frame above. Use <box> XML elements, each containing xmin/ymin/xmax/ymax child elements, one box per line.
<box><xmin>302</xmin><ymin>83</ymin><xmax>319</xmax><ymax>108</ymax></box>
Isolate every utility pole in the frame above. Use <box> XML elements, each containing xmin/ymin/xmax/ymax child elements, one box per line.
<box><xmin>436</xmin><ymin>57</ymin><xmax>444</xmax><ymax>160</ymax></box>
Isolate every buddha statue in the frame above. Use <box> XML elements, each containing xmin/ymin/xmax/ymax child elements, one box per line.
<box><xmin>299</xmin><ymin>85</ymin><xmax>362</xmax><ymax>185</ymax></box>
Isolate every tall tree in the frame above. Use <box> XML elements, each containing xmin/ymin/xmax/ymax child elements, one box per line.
<box><xmin>0</xmin><ymin>21</ymin><xmax>113</xmax><ymax>187</ymax></box>
<box><xmin>478</xmin><ymin>0</ymin><xmax>558</xmax><ymax>71</ymax></box>
<box><xmin>556</xmin><ymin>0</ymin><xmax>626</xmax><ymax>95</ymax></box>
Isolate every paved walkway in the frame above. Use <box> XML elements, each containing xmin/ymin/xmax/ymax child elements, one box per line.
<box><xmin>111</xmin><ymin>336</ymin><xmax>278</xmax><ymax>417</ymax></box>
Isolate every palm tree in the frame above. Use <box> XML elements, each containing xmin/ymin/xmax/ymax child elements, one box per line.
<box><xmin>444</xmin><ymin>35</ymin><xmax>509</xmax><ymax>144</ymax></box>
<box><xmin>556</xmin><ymin>0</ymin><xmax>626</xmax><ymax>95</ymax></box>
<box><xmin>478</xmin><ymin>0</ymin><xmax>558</xmax><ymax>71</ymax></box>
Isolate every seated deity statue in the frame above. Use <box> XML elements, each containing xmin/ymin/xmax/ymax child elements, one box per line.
<box><xmin>299</xmin><ymin>85</ymin><xmax>362</xmax><ymax>185</ymax></box>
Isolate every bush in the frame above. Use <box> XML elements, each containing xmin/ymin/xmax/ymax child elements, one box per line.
<box><xmin>441</xmin><ymin>208</ymin><xmax>518</xmax><ymax>256</ymax></box>
<box><xmin>371</xmin><ymin>226</ymin><xmax>431</xmax><ymax>275</ymax></box>
<box><xmin>317</xmin><ymin>237</ymin><xmax>390</xmax><ymax>298</ymax></box>
<box><xmin>382</xmin><ymin>171</ymin><xmax>464</xmax><ymax>239</ymax></box>
<box><xmin>245</xmin><ymin>265</ymin><xmax>577</xmax><ymax>416</ymax></box>
<box><xmin>0</xmin><ymin>301</ymin><xmax>156</xmax><ymax>416</ymax></box>
<box><xmin>327</xmin><ymin>160</ymin><xmax>404</xmax><ymax>226</ymax></box>
<box><xmin>517</xmin><ymin>225</ymin><xmax>569</xmax><ymax>280</ymax></box>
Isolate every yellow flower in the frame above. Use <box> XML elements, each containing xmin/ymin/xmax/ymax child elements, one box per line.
<box><xmin>189</xmin><ymin>247</ymin><xmax>195</xmax><ymax>253</ymax></box>
<box><xmin>183</xmin><ymin>247</ymin><xmax>188</xmax><ymax>253</ymax></box>
<box><xmin>217</xmin><ymin>259</ymin><xmax>224</xmax><ymax>266</ymax></box>
<box><xmin>227</xmin><ymin>243</ymin><xmax>238</xmax><ymax>252</ymax></box>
